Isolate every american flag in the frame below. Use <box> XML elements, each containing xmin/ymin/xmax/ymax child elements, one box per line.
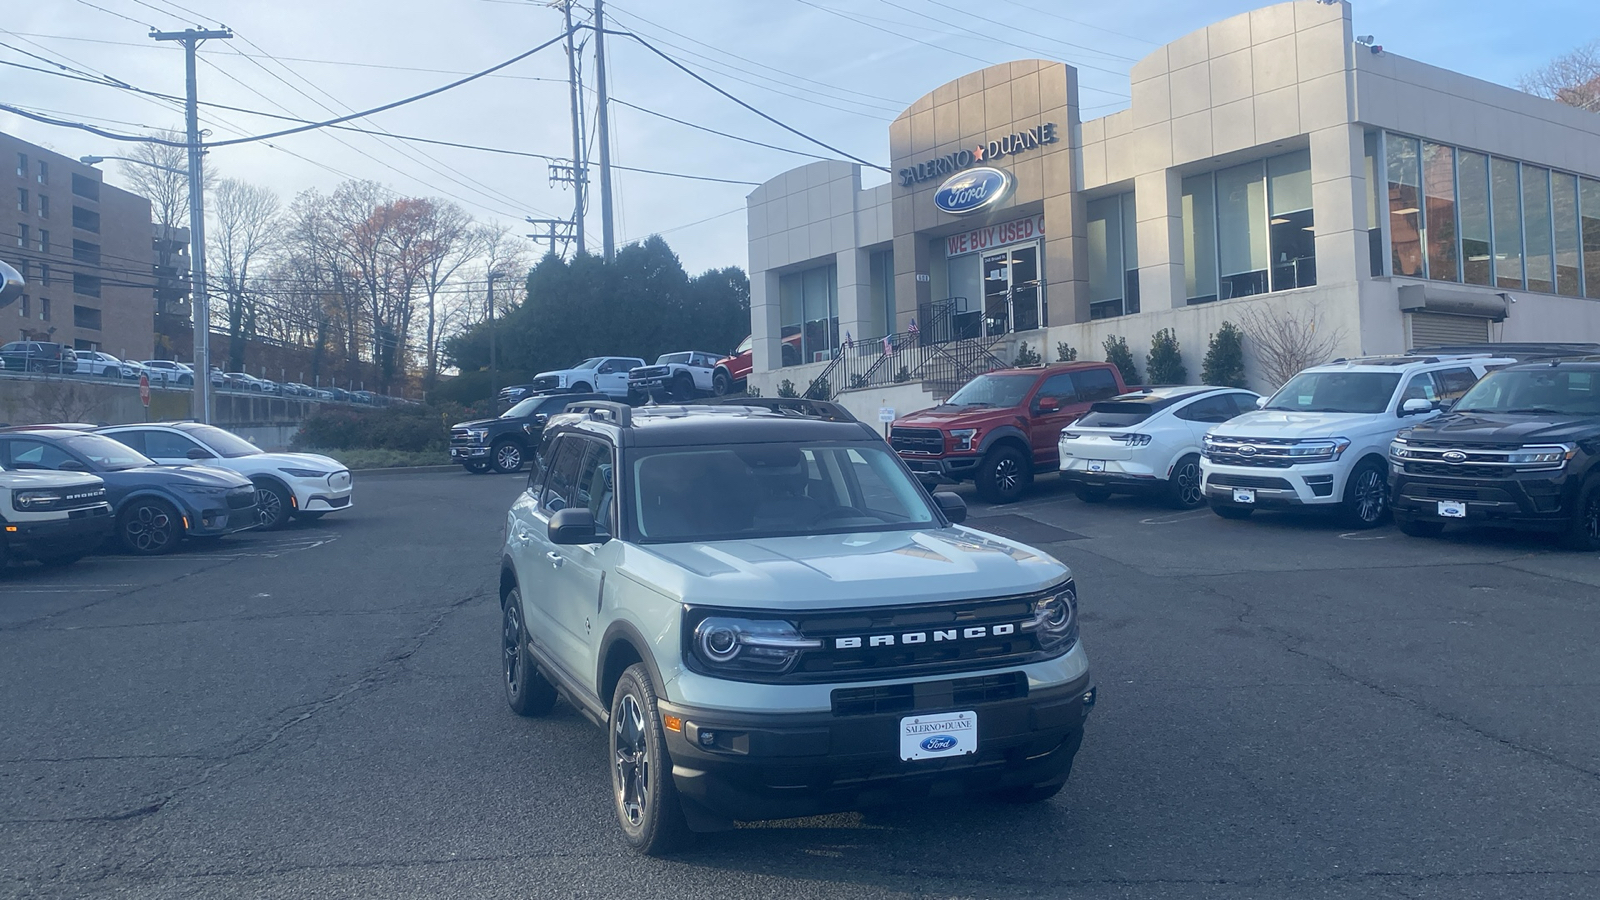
<box><xmin>882</xmin><ymin>334</ymin><xmax>893</xmax><ymax>356</ymax></box>
<box><xmin>908</xmin><ymin>317</ymin><xmax>919</xmax><ymax>336</ymax></box>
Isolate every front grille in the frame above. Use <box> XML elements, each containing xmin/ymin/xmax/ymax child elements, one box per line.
<box><xmin>1405</xmin><ymin>483</ymin><xmax>1514</xmax><ymax>502</ymax></box>
<box><xmin>450</xmin><ymin>428</ymin><xmax>483</xmax><ymax>448</ymax></box>
<box><xmin>530</xmin><ymin>375</ymin><xmax>560</xmax><ymax>391</ymax></box>
<box><xmin>631</xmin><ymin>366</ymin><xmax>669</xmax><ymax>380</ymax></box>
<box><xmin>1204</xmin><ymin>436</ymin><xmax>1309</xmax><ymax>468</ymax></box>
<box><xmin>329</xmin><ymin>471</ymin><xmax>351</xmax><ymax>490</ymax></box>
<box><xmin>890</xmin><ymin>427</ymin><xmax>944</xmax><ymax>455</ymax></box>
<box><xmin>67</xmin><ymin>505</ymin><xmax>110</xmax><ymax>519</ymax></box>
<box><xmin>325</xmin><ymin>496</ymin><xmax>350</xmax><ymax>508</ymax></box>
<box><xmin>1397</xmin><ymin>444</ymin><xmax>1567</xmax><ymax>472</ymax></box>
<box><xmin>226</xmin><ymin>488</ymin><xmax>256</xmax><ymax>510</ymax></box>
<box><xmin>830</xmin><ymin>672</ymin><xmax>1028</xmax><ymax>717</ymax></box>
<box><xmin>1207</xmin><ymin>473</ymin><xmax>1293</xmax><ymax>490</ymax></box>
<box><xmin>1408</xmin><ymin>462</ymin><xmax>1510</xmax><ymax>479</ymax></box>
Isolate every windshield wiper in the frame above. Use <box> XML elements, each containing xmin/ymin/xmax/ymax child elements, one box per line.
<box><xmin>1497</xmin><ymin>407</ymin><xmax>1565</xmax><ymax>415</ymax></box>
<box><xmin>1263</xmin><ymin>406</ymin><xmax>1348</xmax><ymax>413</ymax></box>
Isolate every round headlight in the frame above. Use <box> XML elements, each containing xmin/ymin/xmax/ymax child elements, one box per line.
<box><xmin>697</xmin><ymin>621</ymin><xmax>740</xmax><ymax>663</ymax></box>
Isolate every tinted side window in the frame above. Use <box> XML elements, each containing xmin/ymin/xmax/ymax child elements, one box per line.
<box><xmin>1033</xmin><ymin>373</ymin><xmax>1078</xmax><ymax>409</ymax></box>
<box><xmin>573</xmin><ymin>441</ymin><xmax>614</xmax><ymax>537</ymax></box>
<box><xmin>105</xmin><ymin>430</ymin><xmax>147</xmax><ymax>454</ymax></box>
<box><xmin>1400</xmin><ymin>372</ymin><xmax>1440</xmax><ymax>405</ymax></box>
<box><xmin>1434</xmin><ymin>367</ymin><xmax>1480</xmax><ymax>401</ymax></box>
<box><xmin>539</xmin><ymin>437</ymin><xmax>585</xmax><ymax>513</ymax></box>
<box><xmin>1225</xmin><ymin>393</ymin><xmax>1260</xmax><ymax>416</ymax></box>
<box><xmin>144</xmin><ymin>431</ymin><xmax>204</xmax><ymax>459</ymax></box>
<box><xmin>1174</xmin><ymin>395</ymin><xmax>1235</xmax><ymax>423</ymax></box>
<box><xmin>4</xmin><ymin>439</ymin><xmax>77</xmax><ymax>471</ymax></box>
<box><xmin>1071</xmin><ymin>368</ymin><xmax>1120</xmax><ymax>402</ymax></box>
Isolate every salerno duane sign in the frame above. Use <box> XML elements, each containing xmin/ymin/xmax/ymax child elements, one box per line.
<box><xmin>898</xmin><ymin>122</ymin><xmax>1060</xmax><ymax>188</ymax></box>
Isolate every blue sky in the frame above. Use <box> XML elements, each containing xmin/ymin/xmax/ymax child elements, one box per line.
<box><xmin>2</xmin><ymin>0</ymin><xmax>1593</xmax><ymax>274</ymax></box>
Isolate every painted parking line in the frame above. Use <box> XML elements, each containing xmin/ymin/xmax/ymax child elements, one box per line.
<box><xmin>1138</xmin><ymin>509</ymin><xmax>1214</xmax><ymax>526</ymax></box>
<box><xmin>155</xmin><ymin>534</ymin><xmax>341</xmax><ymax>560</ymax></box>
<box><xmin>0</xmin><ymin>584</ymin><xmax>137</xmax><ymax>594</ymax></box>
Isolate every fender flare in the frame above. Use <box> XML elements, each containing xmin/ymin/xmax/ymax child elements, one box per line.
<box><xmin>597</xmin><ymin>618</ymin><xmax>669</xmax><ymax>704</ymax></box>
<box><xmin>977</xmin><ymin>425</ymin><xmax>1030</xmax><ymax>456</ymax></box>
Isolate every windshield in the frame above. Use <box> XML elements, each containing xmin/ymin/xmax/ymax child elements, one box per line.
<box><xmin>573</xmin><ymin>357</ymin><xmax>603</xmax><ymax>370</ymax></box>
<box><xmin>630</xmin><ymin>442</ymin><xmax>938</xmax><ymax>543</ymax></box>
<box><xmin>504</xmin><ymin>396</ymin><xmax>564</xmax><ymax>418</ymax></box>
<box><xmin>62</xmin><ymin>433</ymin><xmax>154</xmax><ymax>471</ymax></box>
<box><xmin>944</xmin><ymin>373</ymin><xmax>1038</xmax><ymax>409</ymax></box>
<box><xmin>186</xmin><ymin>425</ymin><xmax>261</xmax><ymax>458</ymax></box>
<box><xmin>657</xmin><ymin>353</ymin><xmax>692</xmax><ymax>365</ymax></box>
<box><xmin>1453</xmin><ymin>368</ymin><xmax>1600</xmax><ymax>416</ymax></box>
<box><xmin>1075</xmin><ymin>401</ymin><xmax>1157</xmax><ymax>428</ymax></box>
<box><xmin>1264</xmin><ymin>371</ymin><xmax>1402</xmax><ymax>414</ymax></box>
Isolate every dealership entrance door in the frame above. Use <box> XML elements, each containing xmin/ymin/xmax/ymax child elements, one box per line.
<box><xmin>981</xmin><ymin>243</ymin><xmax>1042</xmax><ymax>336</ymax></box>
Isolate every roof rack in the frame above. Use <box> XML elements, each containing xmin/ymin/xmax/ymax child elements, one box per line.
<box><xmin>564</xmin><ymin>400</ymin><xmax>632</xmax><ymax>427</ymax></box>
<box><xmin>1409</xmin><ymin>343</ymin><xmax>1600</xmax><ymax>360</ymax></box>
<box><xmin>705</xmin><ymin>396</ymin><xmax>859</xmax><ymax>423</ymax></box>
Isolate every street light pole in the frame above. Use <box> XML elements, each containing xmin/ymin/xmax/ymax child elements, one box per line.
<box><xmin>487</xmin><ymin>272</ymin><xmax>502</xmax><ymax>402</ymax></box>
<box><xmin>152</xmin><ymin>27</ymin><xmax>231</xmax><ymax>423</ymax></box>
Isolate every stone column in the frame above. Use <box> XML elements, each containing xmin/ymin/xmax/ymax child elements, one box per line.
<box><xmin>750</xmin><ymin>269</ymin><xmax>782</xmax><ymax>373</ymax></box>
<box><xmin>1136</xmin><ymin>168</ymin><xmax>1186</xmax><ymax>309</ymax></box>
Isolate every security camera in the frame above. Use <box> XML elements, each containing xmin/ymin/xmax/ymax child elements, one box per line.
<box><xmin>1357</xmin><ymin>34</ymin><xmax>1375</xmax><ymax>44</ymax></box>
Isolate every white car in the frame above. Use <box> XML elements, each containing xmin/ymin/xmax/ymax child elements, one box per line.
<box><xmin>1201</xmin><ymin>353</ymin><xmax>1512</xmax><ymax>528</ymax></box>
<box><xmin>1059</xmin><ymin>386</ymin><xmax>1261</xmax><ymax>508</ymax></box>
<box><xmin>97</xmin><ymin>422</ymin><xmax>353</xmax><ymax>530</ymax></box>
<box><xmin>627</xmin><ymin>351</ymin><xmax>722</xmax><ymax>400</ymax></box>
<box><xmin>530</xmin><ymin>356</ymin><xmax>644</xmax><ymax>400</ymax></box>
<box><xmin>76</xmin><ymin>351</ymin><xmax>135</xmax><ymax>379</ymax></box>
<box><xmin>142</xmin><ymin>360</ymin><xmax>195</xmax><ymax>386</ymax></box>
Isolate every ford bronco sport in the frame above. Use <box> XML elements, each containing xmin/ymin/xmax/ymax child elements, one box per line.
<box><xmin>498</xmin><ymin>399</ymin><xmax>1094</xmax><ymax>853</ymax></box>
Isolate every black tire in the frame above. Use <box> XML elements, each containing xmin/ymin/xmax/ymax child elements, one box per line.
<box><xmin>610</xmin><ymin>663</ymin><xmax>692</xmax><ymax>855</ymax></box>
<box><xmin>1074</xmin><ymin>485</ymin><xmax>1112</xmax><ymax>503</ymax></box>
<box><xmin>1167</xmin><ymin>454</ymin><xmax>1205</xmax><ymax>509</ymax></box>
<box><xmin>179</xmin><ymin>375</ymin><xmax>193</xmax><ymax>386</ymax></box>
<box><xmin>1340</xmin><ymin>459</ymin><xmax>1389</xmax><ymax>529</ymax></box>
<box><xmin>1211</xmin><ymin>503</ymin><xmax>1253</xmax><ymax>520</ymax></box>
<box><xmin>26</xmin><ymin>360</ymin><xmax>43</xmax><ymax>373</ymax></box>
<box><xmin>491</xmin><ymin>440</ymin><xmax>524</xmax><ymax>474</ymax></box>
<box><xmin>464</xmin><ymin>460</ymin><xmax>492</xmax><ymax>474</ymax></box>
<box><xmin>712</xmin><ymin>370</ymin><xmax>732</xmax><ymax>397</ymax></box>
<box><xmin>672</xmin><ymin>373</ymin><xmax>695</xmax><ymax>402</ymax></box>
<box><xmin>1395</xmin><ymin>515</ymin><xmax>1445</xmax><ymax>538</ymax></box>
<box><xmin>570</xmin><ymin>382</ymin><xmax>593</xmax><ymax>393</ymax></box>
<box><xmin>502</xmin><ymin>589</ymin><xmax>557</xmax><ymax>717</ymax></box>
<box><xmin>1560</xmin><ymin>478</ymin><xmax>1600</xmax><ymax>552</ymax></box>
<box><xmin>975</xmin><ymin>445</ymin><xmax>1031</xmax><ymax>504</ymax></box>
<box><xmin>118</xmin><ymin>498</ymin><xmax>183</xmax><ymax>555</ymax></box>
<box><xmin>255</xmin><ymin>480</ymin><xmax>292</xmax><ymax>530</ymax></box>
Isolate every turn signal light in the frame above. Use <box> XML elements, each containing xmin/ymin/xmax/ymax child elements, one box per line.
<box><xmin>662</xmin><ymin>714</ymin><xmax>682</xmax><ymax>733</ymax></box>
<box><xmin>3</xmin><ymin>525</ymin><xmax>16</xmax><ymax>532</ymax></box>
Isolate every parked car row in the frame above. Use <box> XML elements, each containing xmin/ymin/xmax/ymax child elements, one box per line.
<box><xmin>0</xmin><ymin>422</ymin><xmax>354</xmax><ymax>569</ymax></box>
<box><xmin>506</xmin><ymin>343</ymin><xmax>754</xmax><ymax>410</ymax></box>
<box><xmin>891</xmin><ymin>346</ymin><xmax>1600</xmax><ymax>551</ymax></box>
<box><xmin>3</xmin><ymin>348</ymin><xmax>405</xmax><ymax>405</ymax></box>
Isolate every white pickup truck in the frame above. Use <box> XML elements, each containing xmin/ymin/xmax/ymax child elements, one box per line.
<box><xmin>627</xmin><ymin>351</ymin><xmax>722</xmax><ymax>401</ymax></box>
<box><xmin>530</xmin><ymin>357</ymin><xmax>644</xmax><ymax>401</ymax></box>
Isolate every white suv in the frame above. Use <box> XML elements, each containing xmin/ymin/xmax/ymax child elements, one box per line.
<box><xmin>1201</xmin><ymin>354</ymin><xmax>1511</xmax><ymax>527</ymax></box>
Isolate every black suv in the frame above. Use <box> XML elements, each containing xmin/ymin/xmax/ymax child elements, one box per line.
<box><xmin>451</xmin><ymin>392</ymin><xmax>606</xmax><ymax>474</ymax></box>
<box><xmin>1389</xmin><ymin>358</ymin><xmax>1600</xmax><ymax>550</ymax></box>
<box><xmin>1</xmin><ymin>341</ymin><xmax>76</xmax><ymax>373</ymax></box>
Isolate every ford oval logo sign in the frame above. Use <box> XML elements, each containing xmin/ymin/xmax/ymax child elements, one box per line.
<box><xmin>1442</xmin><ymin>450</ymin><xmax>1468</xmax><ymax>462</ymax></box>
<box><xmin>934</xmin><ymin>167</ymin><xmax>1013</xmax><ymax>215</ymax></box>
<box><xmin>919</xmin><ymin>734</ymin><xmax>959</xmax><ymax>753</ymax></box>
<box><xmin>1237</xmin><ymin>445</ymin><xmax>1258</xmax><ymax>456</ymax></box>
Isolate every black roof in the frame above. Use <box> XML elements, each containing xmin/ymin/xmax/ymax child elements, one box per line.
<box><xmin>556</xmin><ymin>402</ymin><xmax>878</xmax><ymax>448</ymax></box>
<box><xmin>1499</xmin><ymin>357</ymin><xmax>1600</xmax><ymax>371</ymax></box>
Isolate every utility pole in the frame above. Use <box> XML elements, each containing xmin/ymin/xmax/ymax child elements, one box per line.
<box><xmin>562</xmin><ymin>0</ymin><xmax>585</xmax><ymax>254</ymax></box>
<box><xmin>525</xmin><ymin>218</ymin><xmax>575</xmax><ymax>258</ymax></box>
<box><xmin>487</xmin><ymin>272</ymin><xmax>501</xmax><ymax>401</ymax></box>
<box><xmin>593</xmin><ymin>0</ymin><xmax>615</xmax><ymax>261</ymax></box>
<box><xmin>152</xmin><ymin>26</ymin><xmax>231</xmax><ymax>424</ymax></box>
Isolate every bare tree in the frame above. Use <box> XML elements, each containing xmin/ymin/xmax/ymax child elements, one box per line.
<box><xmin>413</xmin><ymin>201</ymin><xmax>477</xmax><ymax>390</ymax></box>
<box><xmin>121</xmin><ymin>129</ymin><xmax>215</xmax><ymax>359</ymax></box>
<box><xmin>1520</xmin><ymin>40</ymin><xmax>1600</xmax><ymax>112</ymax></box>
<box><xmin>1238</xmin><ymin>303</ymin><xmax>1344</xmax><ymax>389</ymax></box>
<box><xmin>209</xmin><ymin>179</ymin><xmax>282</xmax><ymax>372</ymax></box>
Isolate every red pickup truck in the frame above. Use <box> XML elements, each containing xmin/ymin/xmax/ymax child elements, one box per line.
<box><xmin>890</xmin><ymin>362</ymin><xmax>1129</xmax><ymax>503</ymax></box>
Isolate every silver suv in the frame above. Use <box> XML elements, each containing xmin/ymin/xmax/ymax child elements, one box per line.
<box><xmin>498</xmin><ymin>400</ymin><xmax>1094</xmax><ymax>853</ymax></box>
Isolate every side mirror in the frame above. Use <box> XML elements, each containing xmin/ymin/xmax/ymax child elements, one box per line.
<box><xmin>1035</xmin><ymin>397</ymin><xmax>1061</xmax><ymax>414</ymax></box>
<box><xmin>1255</xmin><ymin>396</ymin><xmax>1269</xmax><ymax>409</ymax></box>
<box><xmin>186</xmin><ymin>447</ymin><xmax>214</xmax><ymax>460</ymax></box>
<box><xmin>57</xmin><ymin>459</ymin><xmax>90</xmax><ymax>472</ymax></box>
<box><xmin>549</xmin><ymin>507</ymin><xmax>601</xmax><ymax>544</ymax></box>
<box><xmin>932</xmin><ymin>491</ymin><xmax>967</xmax><ymax>524</ymax></box>
<box><xmin>1401</xmin><ymin>398</ymin><xmax>1434</xmax><ymax>415</ymax></box>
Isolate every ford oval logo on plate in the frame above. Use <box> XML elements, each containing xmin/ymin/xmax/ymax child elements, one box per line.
<box><xmin>919</xmin><ymin>734</ymin><xmax>959</xmax><ymax>753</ymax></box>
<box><xmin>933</xmin><ymin>167</ymin><xmax>1013</xmax><ymax>215</ymax></box>
<box><xmin>1442</xmin><ymin>450</ymin><xmax>1468</xmax><ymax>462</ymax></box>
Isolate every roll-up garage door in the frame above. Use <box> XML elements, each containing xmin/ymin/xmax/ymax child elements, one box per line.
<box><xmin>1408</xmin><ymin>313</ymin><xmax>1490</xmax><ymax>349</ymax></box>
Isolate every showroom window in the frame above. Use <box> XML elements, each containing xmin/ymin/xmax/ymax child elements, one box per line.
<box><xmin>1087</xmin><ymin>192</ymin><xmax>1138</xmax><ymax>319</ymax></box>
<box><xmin>778</xmin><ymin>263</ymin><xmax>838</xmax><ymax>366</ymax></box>
<box><xmin>868</xmin><ymin>248</ymin><xmax>895</xmax><ymax>338</ymax></box>
<box><xmin>1183</xmin><ymin>150</ymin><xmax>1315</xmax><ymax>304</ymax></box>
<box><xmin>1380</xmin><ymin>131</ymin><xmax>1593</xmax><ymax>298</ymax></box>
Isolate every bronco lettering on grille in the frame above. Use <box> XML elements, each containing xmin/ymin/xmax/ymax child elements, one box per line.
<box><xmin>834</xmin><ymin>622</ymin><xmax>1019</xmax><ymax>649</ymax></box>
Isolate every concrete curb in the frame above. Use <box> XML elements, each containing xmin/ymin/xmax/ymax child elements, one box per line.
<box><xmin>351</xmin><ymin>464</ymin><xmax>459</xmax><ymax>477</ymax></box>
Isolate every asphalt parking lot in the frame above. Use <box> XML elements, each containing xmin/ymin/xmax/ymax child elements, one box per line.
<box><xmin>2</xmin><ymin>470</ymin><xmax>1597</xmax><ymax>899</ymax></box>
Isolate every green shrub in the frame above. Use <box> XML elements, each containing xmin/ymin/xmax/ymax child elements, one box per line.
<box><xmin>1055</xmin><ymin>341</ymin><xmax>1078</xmax><ymax>362</ymax></box>
<box><xmin>1146</xmin><ymin>328</ymin><xmax>1188</xmax><ymax>385</ymax></box>
<box><xmin>776</xmin><ymin>378</ymin><xmax>799</xmax><ymax>399</ymax></box>
<box><xmin>804</xmin><ymin>376</ymin><xmax>830</xmax><ymax>400</ymax></box>
<box><xmin>745</xmin><ymin>386</ymin><xmax>762</xmax><ymax>398</ymax></box>
<box><xmin>893</xmin><ymin>366</ymin><xmax>911</xmax><ymax>383</ymax></box>
<box><xmin>291</xmin><ymin>404</ymin><xmax>462</xmax><ymax>453</ymax></box>
<box><xmin>1012</xmin><ymin>342</ymin><xmax>1041</xmax><ymax>367</ymax></box>
<box><xmin>1202</xmin><ymin>321</ymin><xmax>1248</xmax><ymax>388</ymax></box>
<box><xmin>1102</xmin><ymin>335</ymin><xmax>1140</xmax><ymax>385</ymax></box>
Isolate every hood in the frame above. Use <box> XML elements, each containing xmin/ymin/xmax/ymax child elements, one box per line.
<box><xmin>1403</xmin><ymin>412</ymin><xmax>1600</xmax><ymax>445</ymax></box>
<box><xmin>249</xmin><ymin>452</ymin><xmax>346</xmax><ymax>472</ymax></box>
<box><xmin>621</xmin><ymin>527</ymin><xmax>1068</xmax><ymax>611</ymax></box>
<box><xmin>0</xmin><ymin>470</ymin><xmax>103</xmax><ymax>491</ymax></box>
<box><xmin>535</xmin><ymin>368</ymin><xmax>582</xmax><ymax>379</ymax></box>
<box><xmin>1210</xmin><ymin>409</ymin><xmax>1405</xmax><ymax>440</ymax></box>
<box><xmin>451</xmin><ymin>417</ymin><xmax>500</xmax><ymax>430</ymax></box>
<box><xmin>103</xmin><ymin>464</ymin><xmax>253</xmax><ymax>489</ymax></box>
<box><xmin>894</xmin><ymin>406</ymin><xmax>1020</xmax><ymax>429</ymax></box>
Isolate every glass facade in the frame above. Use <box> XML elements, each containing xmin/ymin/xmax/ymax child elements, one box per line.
<box><xmin>1087</xmin><ymin>192</ymin><xmax>1138</xmax><ymax>319</ymax></box>
<box><xmin>1380</xmin><ymin>130</ymin><xmax>1596</xmax><ymax>299</ymax></box>
<box><xmin>1184</xmin><ymin>151</ymin><xmax>1315</xmax><ymax>304</ymax></box>
<box><xmin>867</xmin><ymin>248</ymin><xmax>894</xmax><ymax>338</ymax></box>
<box><xmin>778</xmin><ymin>264</ymin><xmax>838</xmax><ymax>367</ymax></box>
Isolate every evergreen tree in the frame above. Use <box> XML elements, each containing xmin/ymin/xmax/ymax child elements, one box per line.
<box><xmin>1146</xmin><ymin>328</ymin><xmax>1188</xmax><ymax>385</ymax></box>
<box><xmin>1102</xmin><ymin>334</ymin><xmax>1140</xmax><ymax>385</ymax></box>
<box><xmin>1202</xmin><ymin>321</ymin><xmax>1248</xmax><ymax>388</ymax></box>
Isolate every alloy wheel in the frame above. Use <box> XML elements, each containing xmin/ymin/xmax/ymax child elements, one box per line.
<box><xmin>613</xmin><ymin>693</ymin><xmax>650</xmax><ymax>828</ymax></box>
<box><xmin>994</xmin><ymin>457</ymin><xmax>1021</xmax><ymax>493</ymax></box>
<box><xmin>1175</xmin><ymin>461</ymin><xmax>1203</xmax><ymax>506</ymax></box>
<box><xmin>1354</xmin><ymin>468</ymin><xmax>1387</xmax><ymax>523</ymax></box>
<box><xmin>125</xmin><ymin>504</ymin><xmax>175</xmax><ymax>552</ymax></box>
<box><xmin>256</xmin><ymin>486</ymin><xmax>282</xmax><ymax>527</ymax></box>
<box><xmin>497</xmin><ymin>444</ymin><xmax>522</xmax><ymax>472</ymax></box>
<box><xmin>502</xmin><ymin>602</ymin><xmax>523</xmax><ymax>696</ymax></box>
<box><xmin>1584</xmin><ymin>492</ymin><xmax>1600</xmax><ymax>543</ymax></box>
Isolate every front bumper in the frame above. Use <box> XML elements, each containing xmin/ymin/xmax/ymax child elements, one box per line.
<box><xmin>1390</xmin><ymin>469</ymin><xmax>1578</xmax><ymax>532</ymax></box>
<box><xmin>1201</xmin><ymin>459</ymin><xmax>1345</xmax><ymax>508</ymax></box>
<box><xmin>451</xmin><ymin>444</ymin><xmax>490</xmax><ymax>461</ymax></box>
<box><xmin>899</xmin><ymin>453</ymin><xmax>983</xmax><ymax>483</ymax></box>
<box><xmin>5</xmin><ymin>505</ymin><xmax>115</xmax><ymax>558</ymax></box>
<box><xmin>657</xmin><ymin>669</ymin><xmax>1094</xmax><ymax>823</ymax></box>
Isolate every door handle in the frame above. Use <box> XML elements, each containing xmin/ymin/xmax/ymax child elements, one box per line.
<box><xmin>545</xmin><ymin>551</ymin><xmax>564</xmax><ymax>568</ymax></box>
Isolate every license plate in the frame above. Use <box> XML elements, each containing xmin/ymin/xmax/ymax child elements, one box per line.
<box><xmin>1087</xmin><ymin>460</ymin><xmax>1106</xmax><ymax>473</ymax></box>
<box><xmin>1232</xmin><ymin>488</ymin><xmax>1256</xmax><ymax>504</ymax></box>
<box><xmin>1437</xmin><ymin>500</ymin><xmax>1466</xmax><ymax>518</ymax></box>
<box><xmin>900</xmin><ymin>710</ymin><xmax>977</xmax><ymax>761</ymax></box>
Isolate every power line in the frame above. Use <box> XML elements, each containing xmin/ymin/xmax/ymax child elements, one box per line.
<box><xmin>611</xmin><ymin>98</ymin><xmax>832</xmax><ymax>163</ymax></box>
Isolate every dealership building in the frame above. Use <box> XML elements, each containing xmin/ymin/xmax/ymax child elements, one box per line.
<box><xmin>743</xmin><ymin>0</ymin><xmax>1600</xmax><ymax>408</ymax></box>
